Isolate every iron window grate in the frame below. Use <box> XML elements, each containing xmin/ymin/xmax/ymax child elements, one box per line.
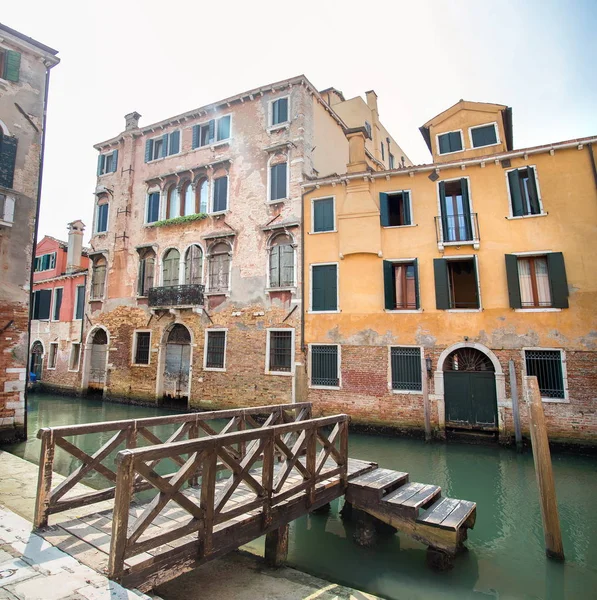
<box><xmin>206</xmin><ymin>331</ymin><xmax>226</xmax><ymax>369</ymax></box>
<box><xmin>269</xmin><ymin>331</ymin><xmax>292</xmax><ymax>372</ymax></box>
<box><xmin>391</xmin><ymin>347</ymin><xmax>422</xmax><ymax>391</ymax></box>
<box><xmin>311</xmin><ymin>345</ymin><xmax>339</xmax><ymax>387</ymax></box>
<box><xmin>135</xmin><ymin>332</ymin><xmax>151</xmax><ymax>365</ymax></box>
<box><xmin>525</xmin><ymin>350</ymin><xmax>565</xmax><ymax>399</ymax></box>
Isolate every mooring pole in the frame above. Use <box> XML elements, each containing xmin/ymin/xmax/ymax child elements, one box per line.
<box><xmin>524</xmin><ymin>376</ymin><xmax>564</xmax><ymax>561</ymax></box>
<box><xmin>509</xmin><ymin>360</ymin><xmax>523</xmax><ymax>452</ymax></box>
<box><xmin>422</xmin><ymin>358</ymin><xmax>432</xmax><ymax>442</ymax></box>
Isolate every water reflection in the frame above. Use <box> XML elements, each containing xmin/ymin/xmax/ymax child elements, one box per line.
<box><xmin>3</xmin><ymin>394</ymin><xmax>597</xmax><ymax>600</ymax></box>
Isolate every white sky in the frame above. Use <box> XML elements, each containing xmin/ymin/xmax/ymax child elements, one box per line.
<box><xmin>3</xmin><ymin>0</ymin><xmax>596</xmax><ymax>244</ymax></box>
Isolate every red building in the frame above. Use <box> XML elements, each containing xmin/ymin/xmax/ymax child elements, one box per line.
<box><xmin>30</xmin><ymin>220</ymin><xmax>89</xmax><ymax>390</ymax></box>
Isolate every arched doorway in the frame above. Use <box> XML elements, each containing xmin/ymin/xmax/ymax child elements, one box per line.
<box><xmin>88</xmin><ymin>328</ymin><xmax>108</xmax><ymax>395</ymax></box>
<box><xmin>443</xmin><ymin>347</ymin><xmax>498</xmax><ymax>431</ymax></box>
<box><xmin>30</xmin><ymin>341</ymin><xmax>44</xmax><ymax>381</ymax></box>
<box><xmin>162</xmin><ymin>324</ymin><xmax>191</xmax><ymax>408</ymax></box>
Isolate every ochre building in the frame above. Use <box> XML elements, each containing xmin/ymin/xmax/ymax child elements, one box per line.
<box><xmin>0</xmin><ymin>24</ymin><xmax>59</xmax><ymax>441</ymax></box>
<box><xmin>83</xmin><ymin>76</ymin><xmax>408</xmax><ymax>409</ymax></box>
<box><xmin>303</xmin><ymin>100</ymin><xmax>597</xmax><ymax>446</ymax></box>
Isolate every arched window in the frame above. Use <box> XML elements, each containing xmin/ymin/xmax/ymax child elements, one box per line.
<box><xmin>182</xmin><ymin>181</ymin><xmax>195</xmax><ymax>216</ymax></box>
<box><xmin>269</xmin><ymin>233</ymin><xmax>294</xmax><ymax>288</ymax></box>
<box><xmin>185</xmin><ymin>245</ymin><xmax>203</xmax><ymax>285</ymax></box>
<box><xmin>443</xmin><ymin>348</ymin><xmax>495</xmax><ymax>372</ymax></box>
<box><xmin>196</xmin><ymin>178</ymin><xmax>208</xmax><ymax>214</ymax></box>
<box><xmin>167</xmin><ymin>185</ymin><xmax>180</xmax><ymax>219</ymax></box>
<box><xmin>208</xmin><ymin>242</ymin><xmax>231</xmax><ymax>292</ymax></box>
<box><xmin>30</xmin><ymin>341</ymin><xmax>43</xmax><ymax>380</ymax></box>
<box><xmin>137</xmin><ymin>248</ymin><xmax>156</xmax><ymax>296</ymax></box>
<box><xmin>91</xmin><ymin>256</ymin><xmax>107</xmax><ymax>299</ymax></box>
<box><xmin>162</xmin><ymin>249</ymin><xmax>180</xmax><ymax>287</ymax></box>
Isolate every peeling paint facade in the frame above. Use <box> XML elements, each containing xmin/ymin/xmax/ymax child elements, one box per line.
<box><xmin>0</xmin><ymin>24</ymin><xmax>59</xmax><ymax>441</ymax></box>
<box><xmin>304</xmin><ymin>100</ymin><xmax>597</xmax><ymax>445</ymax></box>
<box><xmin>82</xmin><ymin>76</ymin><xmax>406</xmax><ymax>410</ymax></box>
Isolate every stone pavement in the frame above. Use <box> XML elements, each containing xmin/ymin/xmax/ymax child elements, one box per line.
<box><xmin>0</xmin><ymin>508</ymin><xmax>155</xmax><ymax>600</ymax></box>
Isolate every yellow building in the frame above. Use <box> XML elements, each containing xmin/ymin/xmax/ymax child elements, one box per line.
<box><xmin>302</xmin><ymin>100</ymin><xmax>597</xmax><ymax>446</ymax></box>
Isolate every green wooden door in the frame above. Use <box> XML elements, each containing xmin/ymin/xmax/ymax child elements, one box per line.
<box><xmin>444</xmin><ymin>371</ymin><xmax>497</xmax><ymax>430</ymax></box>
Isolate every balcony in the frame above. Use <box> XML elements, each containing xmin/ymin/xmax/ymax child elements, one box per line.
<box><xmin>148</xmin><ymin>284</ymin><xmax>205</xmax><ymax>309</ymax></box>
<box><xmin>434</xmin><ymin>213</ymin><xmax>480</xmax><ymax>250</ymax></box>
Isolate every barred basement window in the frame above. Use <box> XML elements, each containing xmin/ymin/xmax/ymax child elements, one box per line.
<box><xmin>268</xmin><ymin>330</ymin><xmax>293</xmax><ymax>373</ymax></box>
<box><xmin>205</xmin><ymin>330</ymin><xmax>226</xmax><ymax>369</ymax></box>
<box><xmin>525</xmin><ymin>350</ymin><xmax>565</xmax><ymax>399</ymax></box>
<box><xmin>134</xmin><ymin>332</ymin><xmax>151</xmax><ymax>365</ymax></box>
<box><xmin>391</xmin><ymin>347</ymin><xmax>422</xmax><ymax>391</ymax></box>
<box><xmin>311</xmin><ymin>345</ymin><xmax>339</xmax><ymax>387</ymax></box>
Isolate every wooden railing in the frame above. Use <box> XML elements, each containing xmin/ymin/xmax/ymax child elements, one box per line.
<box><xmin>34</xmin><ymin>402</ymin><xmax>312</xmax><ymax>529</ymax></box>
<box><xmin>108</xmin><ymin>413</ymin><xmax>349</xmax><ymax>583</ymax></box>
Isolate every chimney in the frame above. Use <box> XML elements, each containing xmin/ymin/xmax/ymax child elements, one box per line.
<box><xmin>124</xmin><ymin>111</ymin><xmax>141</xmax><ymax>131</ymax></box>
<box><xmin>346</xmin><ymin>128</ymin><xmax>368</xmax><ymax>174</ymax></box>
<box><xmin>365</xmin><ymin>90</ymin><xmax>378</xmax><ymax>115</ymax></box>
<box><xmin>66</xmin><ymin>220</ymin><xmax>85</xmax><ymax>273</ymax></box>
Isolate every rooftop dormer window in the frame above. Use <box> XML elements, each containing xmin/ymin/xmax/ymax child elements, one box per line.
<box><xmin>470</xmin><ymin>123</ymin><xmax>499</xmax><ymax>148</ymax></box>
<box><xmin>437</xmin><ymin>130</ymin><xmax>463</xmax><ymax>155</ymax></box>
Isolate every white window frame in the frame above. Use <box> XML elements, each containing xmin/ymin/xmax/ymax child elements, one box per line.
<box><xmin>387</xmin><ymin>345</ymin><xmax>424</xmax><ymax>394</ymax></box>
<box><xmin>435</xmin><ymin>176</ymin><xmax>478</xmax><ymax>249</ymax></box>
<box><xmin>266</xmin><ymin>232</ymin><xmax>297</xmax><ymax>291</ymax></box>
<box><xmin>510</xmin><ymin>251</ymin><xmax>561</xmax><ymax>313</ymax></box>
<box><xmin>436</xmin><ymin>129</ymin><xmax>464</xmax><ymax>155</ymax></box>
<box><xmin>381</xmin><ymin>189</ymin><xmax>416</xmax><ymax>228</ymax></box>
<box><xmin>444</xmin><ymin>254</ymin><xmax>482</xmax><ymax>313</ymax></box>
<box><xmin>267</xmin><ymin>158</ymin><xmax>289</xmax><ymax>204</ymax></box>
<box><xmin>98</xmin><ymin>149</ymin><xmax>118</xmax><ymax>176</ymax></box>
<box><xmin>522</xmin><ymin>347</ymin><xmax>569</xmax><ymax>403</ymax></box>
<box><xmin>505</xmin><ymin>165</ymin><xmax>546</xmax><ymax>220</ymax></box>
<box><xmin>68</xmin><ymin>342</ymin><xmax>81</xmax><ymax>372</ymax></box>
<box><xmin>73</xmin><ymin>284</ymin><xmax>85</xmax><ymax>320</ymax></box>
<box><xmin>309</xmin><ymin>262</ymin><xmax>339</xmax><ymax>314</ymax></box>
<box><xmin>0</xmin><ymin>193</ymin><xmax>15</xmax><ymax>227</ymax></box>
<box><xmin>215</xmin><ymin>115</ymin><xmax>232</xmax><ymax>144</ymax></box>
<box><xmin>210</xmin><ymin>175</ymin><xmax>229</xmax><ymax>215</ymax></box>
<box><xmin>145</xmin><ymin>188</ymin><xmax>161</xmax><ymax>224</ymax></box>
<box><xmin>468</xmin><ymin>121</ymin><xmax>500</xmax><ymax>150</ymax></box>
<box><xmin>206</xmin><ymin>241</ymin><xmax>232</xmax><ymax>294</ymax></box>
<box><xmin>203</xmin><ymin>328</ymin><xmax>228</xmax><ymax>372</ymax></box>
<box><xmin>147</xmin><ymin>134</ymin><xmax>166</xmax><ymax>162</ymax></box>
<box><xmin>310</xmin><ymin>195</ymin><xmax>336</xmax><ymax>234</ymax></box>
<box><xmin>51</xmin><ymin>287</ymin><xmax>63</xmax><ymax>322</ymax></box>
<box><xmin>384</xmin><ymin>258</ymin><xmax>422</xmax><ymax>313</ymax></box>
<box><xmin>95</xmin><ymin>201</ymin><xmax>109</xmax><ymax>234</ymax></box>
<box><xmin>268</xmin><ymin>95</ymin><xmax>290</xmax><ymax>130</ymax></box>
<box><xmin>265</xmin><ymin>328</ymin><xmax>295</xmax><ymax>376</ymax></box>
<box><xmin>132</xmin><ymin>330</ymin><xmax>152</xmax><ymax>367</ymax></box>
<box><xmin>47</xmin><ymin>342</ymin><xmax>58</xmax><ymax>370</ymax></box>
<box><xmin>35</xmin><ymin>252</ymin><xmax>57</xmax><ymax>272</ymax></box>
<box><xmin>308</xmin><ymin>343</ymin><xmax>342</xmax><ymax>390</ymax></box>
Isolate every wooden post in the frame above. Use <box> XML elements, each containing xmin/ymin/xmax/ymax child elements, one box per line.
<box><xmin>198</xmin><ymin>444</ymin><xmax>217</xmax><ymax>559</ymax></box>
<box><xmin>109</xmin><ymin>450</ymin><xmax>136</xmax><ymax>580</ymax></box>
<box><xmin>261</xmin><ymin>430</ymin><xmax>275</xmax><ymax>529</ymax></box>
<box><xmin>264</xmin><ymin>524</ymin><xmax>289</xmax><ymax>567</ymax></box>
<box><xmin>509</xmin><ymin>360</ymin><xmax>523</xmax><ymax>451</ymax></box>
<box><xmin>422</xmin><ymin>359</ymin><xmax>432</xmax><ymax>442</ymax></box>
<box><xmin>306</xmin><ymin>426</ymin><xmax>316</xmax><ymax>508</ymax></box>
<box><xmin>524</xmin><ymin>376</ymin><xmax>564</xmax><ymax>561</ymax></box>
<box><xmin>34</xmin><ymin>428</ymin><xmax>55</xmax><ymax>529</ymax></box>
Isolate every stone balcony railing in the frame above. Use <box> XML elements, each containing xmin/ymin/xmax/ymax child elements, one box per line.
<box><xmin>148</xmin><ymin>284</ymin><xmax>205</xmax><ymax>309</ymax></box>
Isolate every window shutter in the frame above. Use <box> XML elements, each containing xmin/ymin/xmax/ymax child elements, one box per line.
<box><xmin>413</xmin><ymin>258</ymin><xmax>420</xmax><ymax>309</ymax></box>
<box><xmin>433</xmin><ymin>258</ymin><xmax>450</xmax><ymax>310</ymax></box>
<box><xmin>4</xmin><ymin>51</ymin><xmax>21</xmax><ymax>82</ymax></box>
<box><xmin>383</xmin><ymin>260</ymin><xmax>396</xmax><ymax>310</ymax></box>
<box><xmin>325</xmin><ymin>265</ymin><xmax>337</xmax><ymax>310</ymax></box>
<box><xmin>76</xmin><ymin>286</ymin><xmax>85</xmax><ymax>319</ymax></box>
<box><xmin>138</xmin><ymin>259</ymin><xmax>146</xmax><ymax>295</ymax></box>
<box><xmin>269</xmin><ymin>245</ymin><xmax>280</xmax><ymax>287</ymax></box>
<box><xmin>450</xmin><ymin>131</ymin><xmax>462</xmax><ymax>151</ymax></box>
<box><xmin>526</xmin><ymin>167</ymin><xmax>541</xmax><ymax>214</ymax></box>
<box><xmin>208</xmin><ymin>120</ymin><xmax>215</xmax><ymax>143</ymax></box>
<box><xmin>504</xmin><ymin>254</ymin><xmax>522</xmax><ymax>309</ymax></box>
<box><xmin>379</xmin><ymin>193</ymin><xmax>390</xmax><ymax>227</ymax></box>
<box><xmin>281</xmin><ymin>245</ymin><xmax>294</xmax><ymax>286</ymax></box>
<box><xmin>460</xmin><ymin>178</ymin><xmax>473</xmax><ymax>239</ymax></box>
<box><xmin>270</xmin><ymin>165</ymin><xmax>278</xmax><ymax>201</ymax></box>
<box><xmin>438</xmin><ymin>181</ymin><xmax>449</xmax><ymax>241</ymax></box>
<box><xmin>508</xmin><ymin>170</ymin><xmax>524</xmax><ymax>216</ymax></box>
<box><xmin>161</xmin><ymin>134</ymin><xmax>169</xmax><ymax>158</ymax></box>
<box><xmin>214</xmin><ymin>177</ymin><xmax>228</xmax><ymax>212</ymax></box>
<box><xmin>312</xmin><ymin>265</ymin><xmax>336</xmax><ymax>311</ymax></box>
<box><xmin>0</xmin><ymin>135</ymin><xmax>18</xmax><ymax>189</ymax></box>
<box><xmin>97</xmin><ymin>154</ymin><xmax>105</xmax><ymax>176</ymax></box>
<box><xmin>111</xmin><ymin>150</ymin><xmax>118</xmax><ymax>172</ymax></box>
<box><xmin>192</xmin><ymin>125</ymin><xmax>200</xmax><ymax>149</ymax></box>
<box><xmin>547</xmin><ymin>252</ymin><xmax>569</xmax><ymax>308</ymax></box>
<box><xmin>438</xmin><ymin>134</ymin><xmax>449</xmax><ymax>154</ymax></box>
<box><xmin>144</xmin><ymin>139</ymin><xmax>153</xmax><ymax>163</ymax></box>
<box><xmin>279</xmin><ymin>98</ymin><xmax>288</xmax><ymax>123</ymax></box>
<box><xmin>403</xmin><ymin>191</ymin><xmax>411</xmax><ymax>225</ymax></box>
<box><xmin>38</xmin><ymin>289</ymin><xmax>52</xmax><ymax>320</ymax></box>
<box><xmin>169</xmin><ymin>130</ymin><xmax>180</xmax><ymax>155</ymax></box>
<box><xmin>3</xmin><ymin>195</ymin><xmax>14</xmax><ymax>223</ymax></box>
<box><xmin>53</xmin><ymin>288</ymin><xmax>63</xmax><ymax>320</ymax></box>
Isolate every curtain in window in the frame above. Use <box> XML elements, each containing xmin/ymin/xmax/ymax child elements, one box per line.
<box><xmin>518</xmin><ymin>259</ymin><xmax>533</xmax><ymax>305</ymax></box>
<box><xmin>162</xmin><ymin>249</ymin><xmax>180</xmax><ymax>287</ymax></box>
<box><xmin>535</xmin><ymin>257</ymin><xmax>551</xmax><ymax>305</ymax></box>
<box><xmin>168</xmin><ymin>187</ymin><xmax>180</xmax><ymax>219</ymax></box>
<box><xmin>197</xmin><ymin>179</ymin><xmax>208</xmax><ymax>213</ymax></box>
<box><xmin>185</xmin><ymin>245</ymin><xmax>203</xmax><ymax>285</ymax></box>
<box><xmin>184</xmin><ymin>184</ymin><xmax>195</xmax><ymax>216</ymax></box>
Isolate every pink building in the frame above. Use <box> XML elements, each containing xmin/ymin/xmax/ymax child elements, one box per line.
<box><xmin>30</xmin><ymin>220</ymin><xmax>89</xmax><ymax>390</ymax></box>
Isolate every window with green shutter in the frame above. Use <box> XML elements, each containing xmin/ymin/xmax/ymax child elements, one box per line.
<box><xmin>390</xmin><ymin>347</ymin><xmax>422</xmax><ymax>391</ymax></box>
<box><xmin>434</xmin><ymin>258</ymin><xmax>479</xmax><ymax>309</ymax></box>
<box><xmin>507</xmin><ymin>167</ymin><xmax>542</xmax><ymax>216</ymax></box>
<box><xmin>437</xmin><ymin>131</ymin><xmax>463</xmax><ymax>154</ymax></box>
<box><xmin>271</xmin><ymin>98</ymin><xmax>289</xmax><ymax>126</ymax></box>
<box><xmin>0</xmin><ymin>133</ymin><xmax>18</xmax><ymax>189</ymax></box>
<box><xmin>310</xmin><ymin>345</ymin><xmax>339</xmax><ymax>387</ymax></box>
<box><xmin>470</xmin><ymin>124</ymin><xmax>498</xmax><ymax>148</ymax></box>
<box><xmin>313</xmin><ymin>198</ymin><xmax>335</xmax><ymax>233</ymax></box>
<box><xmin>311</xmin><ymin>264</ymin><xmax>337</xmax><ymax>311</ymax></box>
<box><xmin>269</xmin><ymin>234</ymin><xmax>294</xmax><ymax>288</ymax></box>
<box><xmin>383</xmin><ymin>260</ymin><xmax>419</xmax><ymax>310</ymax></box>
<box><xmin>380</xmin><ymin>191</ymin><xmax>412</xmax><ymax>227</ymax></box>
<box><xmin>217</xmin><ymin>116</ymin><xmax>231</xmax><ymax>141</ymax></box>
<box><xmin>168</xmin><ymin>130</ymin><xmax>180</xmax><ymax>155</ymax></box>
<box><xmin>213</xmin><ymin>176</ymin><xmax>228</xmax><ymax>212</ymax></box>
<box><xmin>1</xmin><ymin>50</ymin><xmax>21</xmax><ymax>82</ymax></box>
<box><xmin>270</xmin><ymin>163</ymin><xmax>287</xmax><ymax>201</ymax></box>
<box><xmin>32</xmin><ymin>289</ymin><xmax>52</xmax><ymax>321</ymax></box>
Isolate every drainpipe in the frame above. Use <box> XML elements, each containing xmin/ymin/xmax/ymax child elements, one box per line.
<box><xmin>587</xmin><ymin>143</ymin><xmax>597</xmax><ymax>191</ymax></box>
<box><xmin>26</xmin><ymin>61</ymin><xmax>56</xmax><ymax>437</ymax></box>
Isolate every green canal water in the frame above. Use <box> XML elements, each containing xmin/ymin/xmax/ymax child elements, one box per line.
<box><xmin>4</xmin><ymin>393</ymin><xmax>597</xmax><ymax>600</ymax></box>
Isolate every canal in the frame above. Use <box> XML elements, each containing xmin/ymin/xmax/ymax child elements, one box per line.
<box><xmin>4</xmin><ymin>393</ymin><xmax>597</xmax><ymax>599</ymax></box>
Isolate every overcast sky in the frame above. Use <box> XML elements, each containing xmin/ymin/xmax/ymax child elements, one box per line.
<box><xmin>3</xmin><ymin>0</ymin><xmax>596</xmax><ymax>243</ymax></box>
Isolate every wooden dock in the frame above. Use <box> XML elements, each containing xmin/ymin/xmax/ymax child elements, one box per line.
<box><xmin>33</xmin><ymin>402</ymin><xmax>476</xmax><ymax>591</ymax></box>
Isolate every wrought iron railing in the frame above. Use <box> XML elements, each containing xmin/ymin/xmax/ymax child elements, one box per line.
<box><xmin>434</xmin><ymin>213</ymin><xmax>479</xmax><ymax>244</ymax></box>
<box><xmin>148</xmin><ymin>284</ymin><xmax>205</xmax><ymax>308</ymax></box>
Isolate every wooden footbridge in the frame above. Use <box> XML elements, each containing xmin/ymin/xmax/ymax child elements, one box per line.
<box><xmin>33</xmin><ymin>403</ymin><xmax>476</xmax><ymax>591</ymax></box>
